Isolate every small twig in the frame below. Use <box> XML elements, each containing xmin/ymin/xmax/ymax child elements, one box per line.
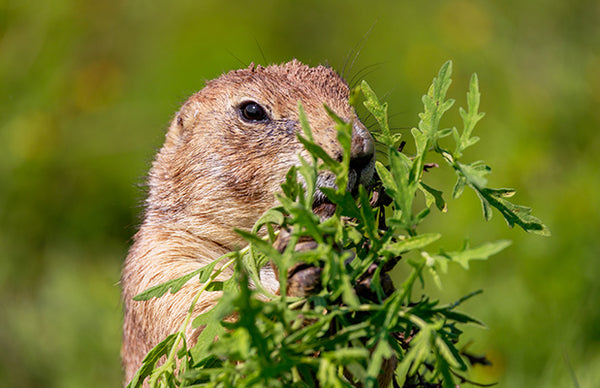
<box><xmin>398</xmin><ymin>140</ymin><xmax>407</xmax><ymax>153</ymax></box>
<box><xmin>423</xmin><ymin>163</ymin><xmax>439</xmax><ymax>172</ymax></box>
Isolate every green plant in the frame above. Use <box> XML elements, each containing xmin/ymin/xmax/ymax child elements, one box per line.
<box><xmin>127</xmin><ymin>61</ymin><xmax>549</xmax><ymax>388</ymax></box>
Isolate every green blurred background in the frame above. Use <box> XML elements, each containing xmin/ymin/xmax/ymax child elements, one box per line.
<box><xmin>1</xmin><ymin>0</ymin><xmax>598</xmax><ymax>386</ymax></box>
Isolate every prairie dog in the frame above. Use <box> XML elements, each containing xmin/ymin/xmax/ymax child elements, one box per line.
<box><xmin>121</xmin><ymin>60</ymin><xmax>376</xmax><ymax>383</ymax></box>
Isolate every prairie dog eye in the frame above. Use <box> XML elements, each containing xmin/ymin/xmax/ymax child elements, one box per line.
<box><xmin>239</xmin><ymin>101</ymin><xmax>268</xmax><ymax>122</ymax></box>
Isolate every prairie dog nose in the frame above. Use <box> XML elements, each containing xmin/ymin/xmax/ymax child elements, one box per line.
<box><xmin>350</xmin><ymin>122</ymin><xmax>375</xmax><ymax>171</ymax></box>
<box><xmin>349</xmin><ymin>121</ymin><xmax>375</xmax><ymax>187</ymax></box>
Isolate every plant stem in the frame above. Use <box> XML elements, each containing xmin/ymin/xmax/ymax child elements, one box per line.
<box><xmin>149</xmin><ymin>256</ymin><xmax>237</xmax><ymax>387</ymax></box>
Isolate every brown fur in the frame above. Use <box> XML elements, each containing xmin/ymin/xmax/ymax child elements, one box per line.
<box><xmin>121</xmin><ymin>60</ymin><xmax>382</xmax><ymax>385</ymax></box>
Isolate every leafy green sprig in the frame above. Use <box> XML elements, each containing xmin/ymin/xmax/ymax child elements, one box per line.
<box><xmin>127</xmin><ymin>61</ymin><xmax>549</xmax><ymax>388</ymax></box>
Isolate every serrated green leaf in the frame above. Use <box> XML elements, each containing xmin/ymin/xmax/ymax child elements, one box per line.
<box><xmin>361</xmin><ymin>80</ymin><xmax>391</xmax><ymax>145</ymax></box>
<box><xmin>467</xmin><ymin>73</ymin><xmax>481</xmax><ymax>112</ymax></box>
<box><xmin>436</xmin><ymin>309</ymin><xmax>484</xmax><ymax>326</ymax></box>
<box><xmin>383</xmin><ymin>233</ymin><xmax>442</xmax><ymax>256</ymax></box>
<box><xmin>252</xmin><ymin>208</ymin><xmax>285</xmax><ymax>234</ymax></box>
<box><xmin>457</xmin><ymin>161</ymin><xmax>490</xmax><ymax>188</ymax></box>
<box><xmin>454</xmin><ymin>73</ymin><xmax>486</xmax><ymax>157</ymax></box>
<box><xmin>437</xmin><ymin>239</ymin><xmax>512</xmax><ymax>270</ymax></box>
<box><xmin>133</xmin><ymin>255</ymin><xmax>228</xmax><ymax>301</ymax></box>
<box><xmin>380</xmin><ymin>145</ymin><xmax>420</xmax><ymax>230</ymax></box>
<box><xmin>127</xmin><ymin>333</ymin><xmax>178</xmax><ymax>388</ymax></box>
<box><xmin>478</xmin><ymin>187</ymin><xmax>551</xmax><ymax>236</ymax></box>
<box><xmin>455</xmin><ymin>152</ymin><xmax>550</xmax><ymax>235</ymax></box>
<box><xmin>475</xmin><ymin>189</ymin><xmax>494</xmax><ymax>221</ymax></box>
<box><xmin>435</xmin><ymin>61</ymin><xmax>453</xmax><ymax>101</ymax></box>
<box><xmin>375</xmin><ymin>161</ymin><xmax>408</xmax><ymax>219</ymax></box>
<box><xmin>420</xmin><ymin>182</ymin><xmax>447</xmax><ymax>212</ymax></box>
<box><xmin>439</xmin><ymin>99</ymin><xmax>455</xmax><ymax>115</ymax></box>
<box><xmin>452</xmin><ymin>175</ymin><xmax>467</xmax><ymax>199</ymax></box>
<box><xmin>421</xmin><ymin>185</ymin><xmax>436</xmax><ymax>209</ymax></box>
<box><xmin>465</xmin><ymin>136</ymin><xmax>480</xmax><ymax>149</ymax></box>
<box><xmin>132</xmin><ymin>269</ymin><xmax>201</xmax><ymax>301</ymax></box>
<box><xmin>190</xmin><ymin>299</ymin><xmax>231</xmax><ymax>361</ymax></box>
<box><xmin>435</xmin><ymin>334</ymin><xmax>467</xmax><ymax>371</ymax></box>
<box><xmin>437</xmin><ymin>127</ymin><xmax>454</xmax><ymax>138</ymax></box>
<box><xmin>419</xmin><ymin>61</ymin><xmax>454</xmax><ymax>140</ymax></box>
<box><xmin>375</xmin><ymin>161</ymin><xmax>396</xmax><ymax>193</ymax></box>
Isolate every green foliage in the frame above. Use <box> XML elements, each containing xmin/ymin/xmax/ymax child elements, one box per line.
<box><xmin>132</xmin><ymin>255</ymin><xmax>233</xmax><ymax>302</ymax></box>
<box><xmin>127</xmin><ymin>61</ymin><xmax>549</xmax><ymax>387</ymax></box>
<box><xmin>2</xmin><ymin>2</ymin><xmax>598</xmax><ymax>387</ymax></box>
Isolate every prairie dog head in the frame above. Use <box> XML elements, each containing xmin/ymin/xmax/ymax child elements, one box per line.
<box><xmin>144</xmin><ymin>60</ymin><xmax>374</xmax><ymax>248</ymax></box>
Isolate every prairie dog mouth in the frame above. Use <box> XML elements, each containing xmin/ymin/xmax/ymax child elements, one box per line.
<box><xmin>311</xmin><ymin>164</ymin><xmax>374</xmax><ymax>219</ymax></box>
<box><xmin>311</xmin><ymin>171</ymin><xmax>337</xmax><ymax>219</ymax></box>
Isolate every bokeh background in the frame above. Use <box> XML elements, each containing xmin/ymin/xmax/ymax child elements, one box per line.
<box><xmin>1</xmin><ymin>0</ymin><xmax>598</xmax><ymax>386</ymax></box>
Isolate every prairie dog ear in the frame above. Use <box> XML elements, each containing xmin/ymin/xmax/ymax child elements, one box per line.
<box><xmin>165</xmin><ymin>101</ymin><xmax>199</xmax><ymax>146</ymax></box>
<box><xmin>163</xmin><ymin>114</ymin><xmax>185</xmax><ymax>149</ymax></box>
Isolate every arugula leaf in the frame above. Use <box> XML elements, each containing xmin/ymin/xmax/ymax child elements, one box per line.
<box><xmin>126</xmin><ymin>333</ymin><xmax>177</xmax><ymax>388</ymax></box>
<box><xmin>132</xmin><ymin>255</ymin><xmax>228</xmax><ymax>301</ymax></box>
<box><xmin>435</xmin><ymin>240</ymin><xmax>513</xmax><ymax>270</ymax></box>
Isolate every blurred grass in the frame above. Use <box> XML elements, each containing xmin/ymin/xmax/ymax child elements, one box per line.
<box><xmin>1</xmin><ymin>0</ymin><xmax>598</xmax><ymax>386</ymax></box>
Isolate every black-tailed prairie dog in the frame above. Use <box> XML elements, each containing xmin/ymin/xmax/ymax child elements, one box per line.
<box><xmin>121</xmin><ymin>60</ymin><xmax>382</xmax><ymax>384</ymax></box>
